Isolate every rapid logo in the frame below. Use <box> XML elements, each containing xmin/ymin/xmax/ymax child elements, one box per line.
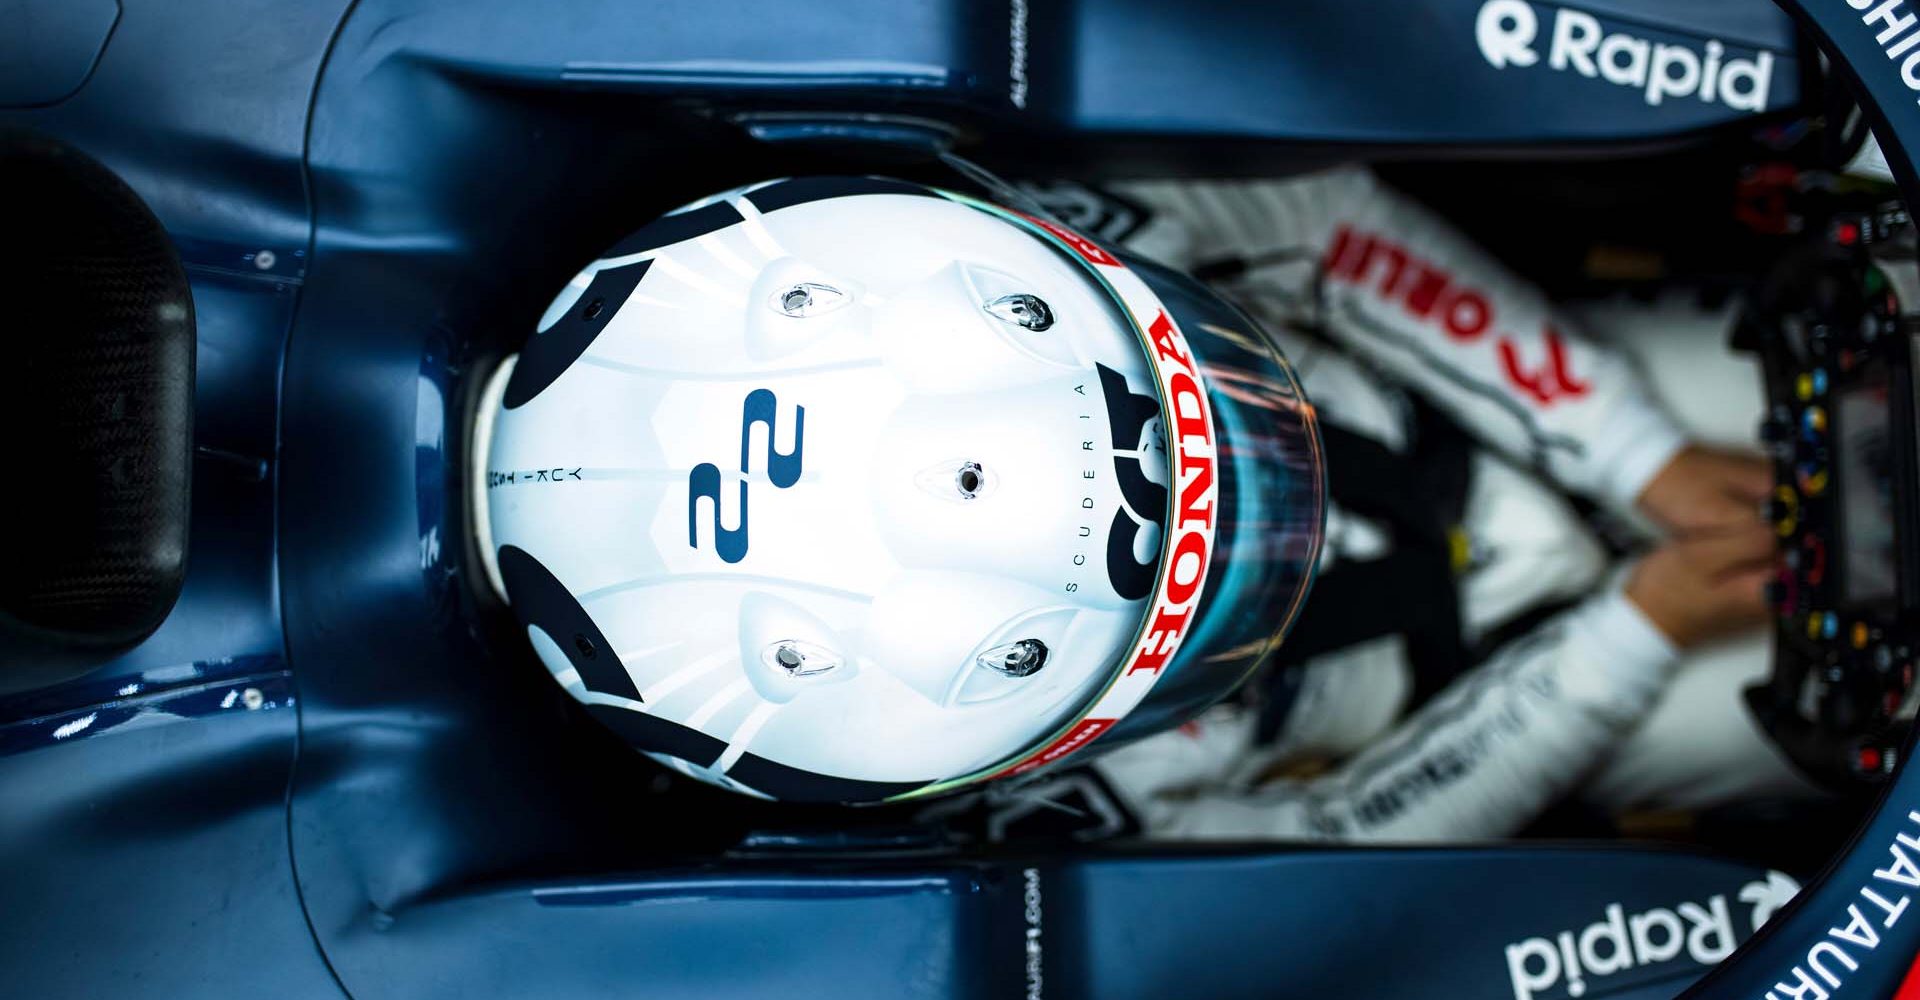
<box><xmin>1504</xmin><ymin>872</ymin><xmax>1801</xmax><ymax>1000</ymax></box>
<box><xmin>687</xmin><ymin>388</ymin><xmax>804</xmax><ymax>564</ymax></box>
<box><xmin>1475</xmin><ymin>0</ymin><xmax>1774</xmax><ymax>110</ymax></box>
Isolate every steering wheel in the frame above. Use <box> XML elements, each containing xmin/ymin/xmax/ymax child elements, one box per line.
<box><xmin>1736</xmin><ymin>219</ymin><xmax>1917</xmax><ymax>789</ymax></box>
<box><xmin>1688</xmin><ymin>3</ymin><xmax>1920</xmax><ymax>996</ymax></box>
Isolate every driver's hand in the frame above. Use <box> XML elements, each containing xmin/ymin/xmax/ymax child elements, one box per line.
<box><xmin>1624</xmin><ymin>523</ymin><xmax>1775</xmax><ymax>649</ymax></box>
<box><xmin>1636</xmin><ymin>445</ymin><xmax>1772</xmax><ymax>536</ymax></box>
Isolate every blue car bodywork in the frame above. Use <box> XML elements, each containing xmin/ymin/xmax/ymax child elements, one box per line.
<box><xmin>7</xmin><ymin>2</ymin><xmax>1920</xmax><ymax>997</ymax></box>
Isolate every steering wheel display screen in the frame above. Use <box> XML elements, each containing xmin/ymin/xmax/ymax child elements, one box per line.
<box><xmin>1838</xmin><ymin>362</ymin><xmax>1898</xmax><ymax>607</ymax></box>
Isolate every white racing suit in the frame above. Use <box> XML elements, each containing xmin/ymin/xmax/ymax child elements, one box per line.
<box><xmin>1034</xmin><ymin>167</ymin><xmax>1816</xmax><ymax>842</ymax></box>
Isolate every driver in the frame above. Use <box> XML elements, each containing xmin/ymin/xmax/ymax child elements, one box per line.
<box><xmin>472</xmin><ymin>176</ymin><xmax>1323</xmax><ymax>802</ymax></box>
<box><xmin>1058</xmin><ymin>167</ymin><xmax>1814</xmax><ymax>840</ymax></box>
<box><xmin>468</xmin><ymin>171</ymin><xmax>1800</xmax><ymax>838</ymax></box>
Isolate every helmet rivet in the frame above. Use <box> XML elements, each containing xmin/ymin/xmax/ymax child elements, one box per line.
<box><xmin>985</xmin><ymin>293</ymin><xmax>1053</xmax><ymax>332</ymax></box>
<box><xmin>581</xmin><ymin>297</ymin><xmax>606</xmax><ymax>321</ymax></box>
<box><xmin>780</xmin><ymin>286</ymin><xmax>812</xmax><ymax>314</ymax></box>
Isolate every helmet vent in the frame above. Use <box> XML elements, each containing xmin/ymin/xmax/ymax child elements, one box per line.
<box><xmin>764</xmin><ymin>639</ymin><xmax>840</xmax><ymax>677</ymax></box>
<box><xmin>955</xmin><ymin>461</ymin><xmax>985</xmax><ymax>499</ymax></box>
<box><xmin>772</xmin><ymin>282</ymin><xmax>847</xmax><ymax>318</ymax></box>
<box><xmin>979</xmin><ymin>639</ymin><xmax>1048</xmax><ymax>677</ymax></box>
<box><xmin>985</xmin><ymin>293</ymin><xmax>1053</xmax><ymax>331</ymax></box>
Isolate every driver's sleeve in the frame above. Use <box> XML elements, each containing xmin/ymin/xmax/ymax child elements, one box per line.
<box><xmin>1113</xmin><ymin>169</ymin><xmax>1686</xmax><ymax>515</ymax></box>
<box><xmin>1095</xmin><ymin>588</ymin><xmax>1677</xmax><ymax>842</ymax></box>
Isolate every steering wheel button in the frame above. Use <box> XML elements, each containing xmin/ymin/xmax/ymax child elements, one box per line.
<box><xmin>1772</xmin><ymin>485</ymin><xmax>1800</xmax><ymax>536</ymax></box>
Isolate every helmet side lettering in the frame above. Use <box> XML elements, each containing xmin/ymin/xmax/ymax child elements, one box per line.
<box><xmin>688</xmin><ymin>388</ymin><xmax>805</xmax><ymax>564</ymax></box>
<box><xmin>1011</xmin><ymin>718</ymin><xmax>1114</xmax><ymax>773</ymax></box>
<box><xmin>993</xmin><ymin>304</ymin><xmax>1218</xmax><ymax>776</ymax></box>
<box><xmin>1021</xmin><ymin>213</ymin><xmax>1122</xmax><ymax>268</ymax></box>
<box><xmin>486</xmin><ymin>467</ymin><xmax>582</xmax><ymax>487</ymax></box>
<box><xmin>1129</xmin><ymin>604</ymin><xmax>1193</xmax><ymax>676</ymax></box>
<box><xmin>1121</xmin><ymin>310</ymin><xmax>1216</xmax><ymax>662</ymax></box>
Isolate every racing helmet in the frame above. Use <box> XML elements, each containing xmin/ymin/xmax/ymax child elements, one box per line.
<box><xmin>471</xmin><ymin>176</ymin><xmax>1324</xmax><ymax>803</ymax></box>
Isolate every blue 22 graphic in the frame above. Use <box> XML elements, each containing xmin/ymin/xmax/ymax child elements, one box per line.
<box><xmin>688</xmin><ymin>388</ymin><xmax>805</xmax><ymax>563</ymax></box>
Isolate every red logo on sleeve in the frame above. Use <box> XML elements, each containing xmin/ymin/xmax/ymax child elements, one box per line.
<box><xmin>1325</xmin><ymin>225</ymin><xmax>1590</xmax><ymax>407</ymax></box>
<box><xmin>1499</xmin><ymin>327</ymin><xmax>1591</xmax><ymax>405</ymax></box>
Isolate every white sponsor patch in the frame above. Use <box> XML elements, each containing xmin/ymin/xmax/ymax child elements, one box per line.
<box><xmin>1474</xmin><ymin>0</ymin><xmax>1774</xmax><ymax>110</ymax></box>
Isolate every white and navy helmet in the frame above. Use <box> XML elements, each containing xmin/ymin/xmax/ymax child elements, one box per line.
<box><xmin>470</xmin><ymin>176</ymin><xmax>1324</xmax><ymax>802</ymax></box>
